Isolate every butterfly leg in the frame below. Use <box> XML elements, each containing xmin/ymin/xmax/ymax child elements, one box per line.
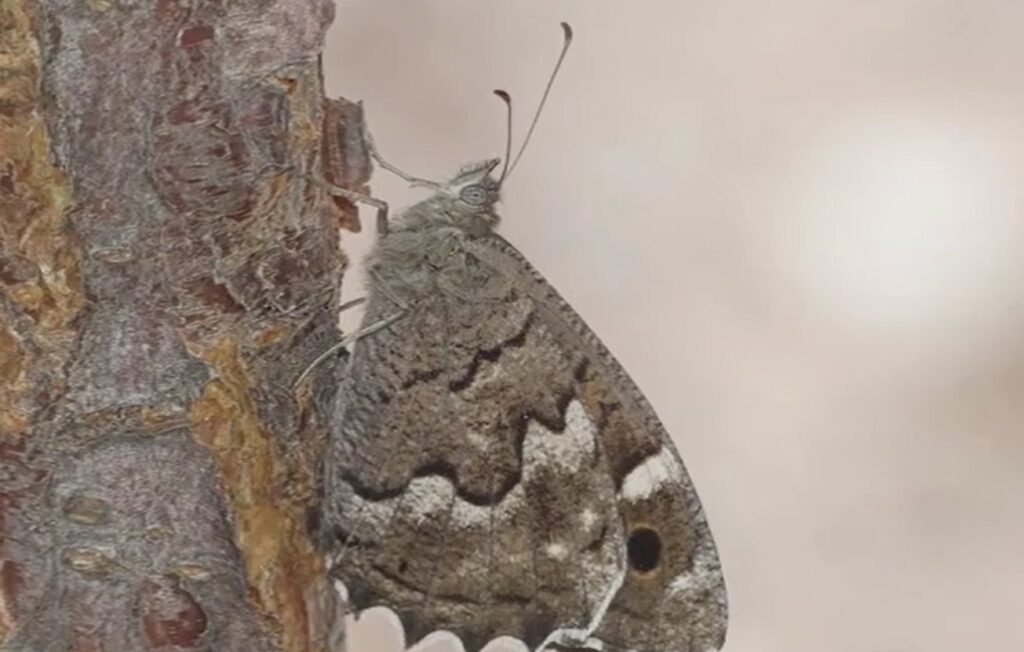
<box><xmin>293</xmin><ymin>310</ymin><xmax>406</xmax><ymax>390</ymax></box>
<box><xmin>368</xmin><ymin>268</ymin><xmax>411</xmax><ymax>312</ymax></box>
<box><xmin>336</xmin><ymin>296</ymin><xmax>368</xmax><ymax>314</ymax></box>
<box><xmin>361</xmin><ymin>123</ymin><xmax>441</xmax><ymax>192</ymax></box>
<box><xmin>304</xmin><ymin>174</ymin><xmax>392</xmax><ymax>236</ymax></box>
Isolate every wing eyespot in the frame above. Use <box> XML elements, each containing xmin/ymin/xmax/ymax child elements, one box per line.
<box><xmin>627</xmin><ymin>526</ymin><xmax>662</xmax><ymax>574</ymax></box>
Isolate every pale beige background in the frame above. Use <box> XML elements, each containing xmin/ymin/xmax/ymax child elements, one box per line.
<box><xmin>323</xmin><ymin>2</ymin><xmax>1024</xmax><ymax>651</ymax></box>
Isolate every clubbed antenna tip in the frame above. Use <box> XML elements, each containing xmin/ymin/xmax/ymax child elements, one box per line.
<box><xmin>502</xmin><ymin>22</ymin><xmax>575</xmax><ymax>182</ymax></box>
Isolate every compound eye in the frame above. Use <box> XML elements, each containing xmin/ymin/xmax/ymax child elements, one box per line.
<box><xmin>459</xmin><ymin>184</ymin><xmax>488</xmax><ymax>206</ymax></box>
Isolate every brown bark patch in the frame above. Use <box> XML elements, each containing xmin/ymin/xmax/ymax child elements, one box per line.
<box><xmin>139</xmin><ymin>575</ymin><xmax>210</xmax><ymax>649</ymax></box>
<box><xmin>190</xmin><ymin>339</ymin><xmax>325</xmax><ymax>652</ymax></box>
<box><xmin>0</xmin><ymin>0</ymin><xmax>83</xmax><ymax>440</ymax></box>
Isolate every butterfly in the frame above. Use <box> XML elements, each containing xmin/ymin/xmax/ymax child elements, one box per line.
<box><xmin>318</xmin><ymin>23</ymin><xmax>727</xmax><ymax>652</ymax></box>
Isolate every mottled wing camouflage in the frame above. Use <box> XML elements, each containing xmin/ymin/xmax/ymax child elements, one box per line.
<box><xmin>324</xmin><ymin>215</ymin><xmax>726</xmax><ymax>652</ymax></box>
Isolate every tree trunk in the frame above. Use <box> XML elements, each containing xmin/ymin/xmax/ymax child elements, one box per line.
<box><xmin>0</xmin><ymin>1</ymin><xmax>364</xmax><ymax>649</ymax></box>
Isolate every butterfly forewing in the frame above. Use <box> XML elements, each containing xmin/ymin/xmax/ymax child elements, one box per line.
<box><xmin>324</xmin><ymin>228</ymin><xmax>726</xmax><ymax>652</ymax></box>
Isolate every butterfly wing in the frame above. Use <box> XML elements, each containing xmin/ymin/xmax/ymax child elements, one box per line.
<box><xmin>324</xmin><ymin>234</ymin><xmax>727</xmax><ymax>652</ymax></box>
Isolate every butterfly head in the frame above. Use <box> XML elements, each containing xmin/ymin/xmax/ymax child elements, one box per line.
<box><xmin>434</xmin><ymin>157</ymin><xmax>503</xmax><ymax>233</ymax></box>
<box><xmin>384</xmin><ymin>22</ymin><xmax>572</xmax><ymax>240</ymax></box>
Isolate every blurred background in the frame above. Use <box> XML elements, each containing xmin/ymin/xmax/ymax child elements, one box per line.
<box><xmin>323</xmin><ymin>1</ymin><xmax>1024</xmax><ymax>650</ymax></box>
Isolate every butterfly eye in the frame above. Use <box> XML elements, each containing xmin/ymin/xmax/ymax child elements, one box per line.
<box><xmin>459</xmin><ymin>184</ymin><xmax>488</xmax><ymax>206</ymax></box>
<box><xmin>627</xmin><ymin>526</ymin><xmax>662</xmax><ymax>574</ymax></box>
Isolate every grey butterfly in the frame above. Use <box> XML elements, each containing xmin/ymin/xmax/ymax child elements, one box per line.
<box><xmin>319</xmin><ymin>23</ymin><xmax>727</xmax><ymax>652</ymax></box>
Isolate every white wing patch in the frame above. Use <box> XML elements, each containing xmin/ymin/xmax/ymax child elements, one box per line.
<box><xmin>403</xmin><ymin>475</ymin><xmax>456</xmax><ymax>520</ymax></box>
<box><xmin>619</xmin><ymin>445</ymin><xmax>682</xmax><ymax>500</ymax></box>
<box><xmin>340</xmin><ymin>399</ymin><xmax>599</xmax><ymax>526</ymax></box>
<box><xmin>580</xmin><ymin>508</ymin><xmax>598</xmax><ymax>529</ymax></box>
<box><xmin>544</xmin><ymin>542</ymin><xmax>569</xmax><ymax>560</ymax></box>
<box><xmin>668</xmin><ymin>541</ymin><xmax>725</xmax><ymax>599</ymax></box>
<box><xmin>523</xmin><ymin>399</ymin><xmax>597</xmax><ymax>478</ymax></box>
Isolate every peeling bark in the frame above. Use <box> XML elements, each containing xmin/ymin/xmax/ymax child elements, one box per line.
<box><xmin>1</xmin><ymin>1</ymin><xmax>364</xmax><ymax>650</ymax></box>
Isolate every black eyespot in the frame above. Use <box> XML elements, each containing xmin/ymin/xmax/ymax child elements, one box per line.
<box><xmin>460</xmin><ymin>184</ymin><xmax>488</xmax><ymax>206</ymax></box>
<box><xmin>627</xmin><ymin>527</ymin><xmax>662</xmax><ymax>573</ymax></box>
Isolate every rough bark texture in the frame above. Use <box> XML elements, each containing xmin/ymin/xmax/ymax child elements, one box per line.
<box><xmin>0</xmin><ymin>1</ymin><xmax>365</xmax><ymax>650</ymax></box>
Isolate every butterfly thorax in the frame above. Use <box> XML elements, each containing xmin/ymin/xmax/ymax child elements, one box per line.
<box><xmin>366</xmin><ymin>160</ymin><xmax>504</xmax><ymax>300</ymax></box>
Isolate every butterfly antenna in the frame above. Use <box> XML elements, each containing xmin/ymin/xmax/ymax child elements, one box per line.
<box><xmin>493</xmin><ymin>89</ymin><xmax>513</xmax><ymax>184</ymax></box>
<box><xmin>506</xmin><ymin>21</ymin><xmax>574</xmax><ymax>178</ymax></box>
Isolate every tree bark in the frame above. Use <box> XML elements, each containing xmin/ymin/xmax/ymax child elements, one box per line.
<box><xmin>1</xmin><ymin>1</ymin><xmax>364</xmax><ymax>649</ymax></box>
